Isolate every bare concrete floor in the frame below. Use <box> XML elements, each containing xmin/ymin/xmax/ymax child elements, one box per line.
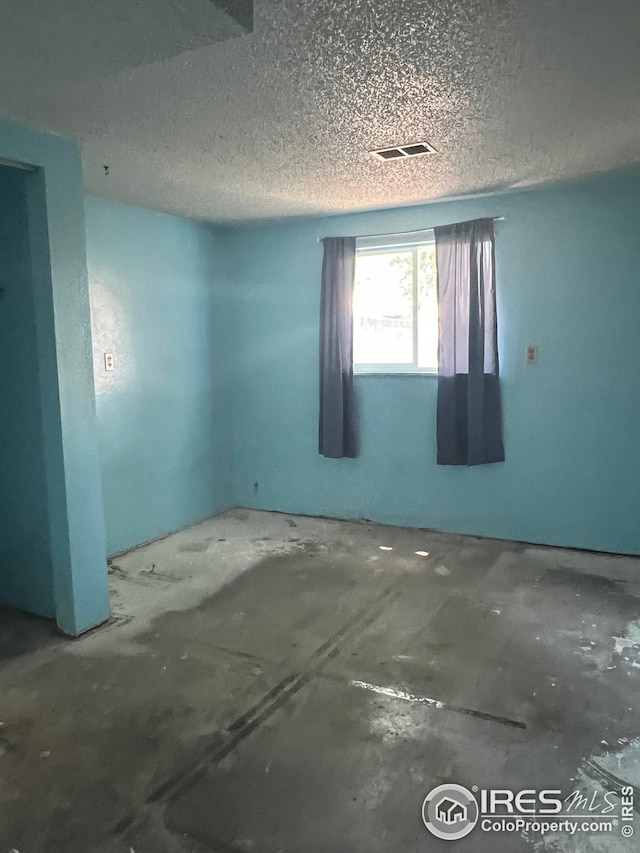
<box><xmin>1</xmin><ymin>509</ymin><xmax>640</xmax><ymax>852</ymax></box>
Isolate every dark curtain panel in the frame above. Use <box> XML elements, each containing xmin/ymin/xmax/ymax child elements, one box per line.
<box><xmin>434</xmin><ymin>218</ymin><xmax>505</xmax><ymax>466</ymax></box>
<box><xmin>319</xmin><ymin>236</ymin><xmax>357</xmax><ymax>458</ymax></box>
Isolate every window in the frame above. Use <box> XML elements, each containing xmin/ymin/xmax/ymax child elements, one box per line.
<box><xmin>353</xmin><ymin>230</ymin><xmax>438</xmax><ymax>374</ymax></box>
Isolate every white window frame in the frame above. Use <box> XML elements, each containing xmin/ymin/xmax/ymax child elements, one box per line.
<box><xmin>353</xmin><ymin>229</ymin><xmax>437</xmax><ymax>376</ymax></box>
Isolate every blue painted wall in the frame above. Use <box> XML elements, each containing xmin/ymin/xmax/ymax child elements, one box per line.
<box><xmin>225</xmin><ymin>174</ymin><xmax>640</xmax><ymax>554</ymax></box>
<box><xmin>0</xmin><ymin>115</ymin><xmax>109</xmax><ymax>634</ymax></box>
<box><xmin>85</xmin><ymin>196</ymin><xmax>233</xmax><ymax>556</ymax></box>
<box><xmin>0</xmin><ymin>166</ymin><xmax>54</xmax><ymax>616</ymax></box>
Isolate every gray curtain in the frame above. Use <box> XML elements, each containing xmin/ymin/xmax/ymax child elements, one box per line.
<box><xmin>434</xmin><ymin>218</ymin><xmax>505</xmax><ymax>466</ymax></box>
<box><xmin>319</xmin><ymin>237</ymin><xmax>356</xmax><ymax>458</ymax></box>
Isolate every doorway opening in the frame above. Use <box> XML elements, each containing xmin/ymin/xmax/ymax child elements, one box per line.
<box><xmin>0</xmin><ymin>162</ymin><xmax>58</xmax><ymax>622</ymax></box>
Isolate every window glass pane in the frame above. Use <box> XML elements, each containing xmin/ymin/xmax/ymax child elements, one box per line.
<box><xmin>353</xmin><ymin>251</ymin><xmax>414</xmax><ymax>365</ymax></box>
<box><xmin>417</xmin><ymin>245</ymin><xmax>438</xmax><ymax>370</ymax></box>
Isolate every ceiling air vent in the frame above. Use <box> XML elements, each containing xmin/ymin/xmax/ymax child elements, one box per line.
<box><xmin>371</xmin><ymin>141</ymin><xmax>437</xmax><ymax>161</ymax></box>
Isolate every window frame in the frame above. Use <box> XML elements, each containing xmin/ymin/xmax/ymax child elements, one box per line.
<box><xmin>353</xmin><ymin>230</ymin><xmax>438</xmax><ymax>376</ymax></box>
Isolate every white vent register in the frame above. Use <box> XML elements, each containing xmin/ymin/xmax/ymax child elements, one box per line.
<box><xmin>370</xmin><ymin>141</ymin><xmax>437</xmax><ymax>161</ymax></box>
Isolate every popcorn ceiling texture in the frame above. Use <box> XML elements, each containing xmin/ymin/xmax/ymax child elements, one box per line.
<box><xmin>1</xmin><ymin>0</ymin><xmax>639</xmax><ymax>222</ymax></box>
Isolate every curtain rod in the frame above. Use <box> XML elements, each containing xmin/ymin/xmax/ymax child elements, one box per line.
<box><xmin>317</xmin><ymin>217</ymin><xmax>505</xmax><ymax>243</ymax></box>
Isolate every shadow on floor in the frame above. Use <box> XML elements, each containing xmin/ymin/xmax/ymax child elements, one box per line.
<box><xmin>0</xmin><ymin>606</ymin><xmax>61</xmax><ymax>663</ymax></box>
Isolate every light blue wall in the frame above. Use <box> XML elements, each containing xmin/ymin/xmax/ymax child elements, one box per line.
<box><xmin>0</xmin><ymin>166</ymin><xmax>54</xmax><ymax>616</ymax></box>
<box><xmin>0</xmin><ymin>115</ymin><xmax>109</xmax><ymax>634</ymax></box>
<box><xmin>225</xmin><ymin>174</ymin><xmax>640</xmax><ymax>554</ymax></box>
<box><xmin>82</xmin><ymin>172</ymin><xmax>640</xmax><ymax>558</ymax></box>
<box><xmin>85</xmin><ymin>196</ymin><xmax>233</xmax><ymax>555</ymax></box>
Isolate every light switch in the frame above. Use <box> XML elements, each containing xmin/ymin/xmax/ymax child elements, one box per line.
<box><xmin>526</xmin><ymin>345</ymin><xmax>538</xmax><ymax>364</ymax></box>
<box><xmin>104</xmin><ymin>352</ymin><xmax>115</xmax><ymax>371</ymax></box>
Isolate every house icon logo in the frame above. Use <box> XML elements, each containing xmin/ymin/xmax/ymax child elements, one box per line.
<box><xmin>422</xmin><ymin>784</ymin><xmax>479</xmax><ymax>840</ymax></box>
<box><xmin>437</xmin><ymin>797</ymin><xmax>468</xmax><ymax>825</ymax></box>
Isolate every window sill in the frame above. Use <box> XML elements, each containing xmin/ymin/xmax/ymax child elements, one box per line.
<box><xmin>354</xmin><ymin>370</ymin><xmax>438</xmax><ymax>378</ymax></box>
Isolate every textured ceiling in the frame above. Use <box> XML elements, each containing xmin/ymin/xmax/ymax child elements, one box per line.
<box><xmin>1</xmin><ymin>0</ymin><xmax>640</xmax><ymax>222</ymax></box>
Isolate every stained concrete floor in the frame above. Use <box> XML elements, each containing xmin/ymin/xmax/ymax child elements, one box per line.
<box><xmin>1</xmin><ymin>509</ymin><xmax>640</xmax><ymax>852</ymax></box>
